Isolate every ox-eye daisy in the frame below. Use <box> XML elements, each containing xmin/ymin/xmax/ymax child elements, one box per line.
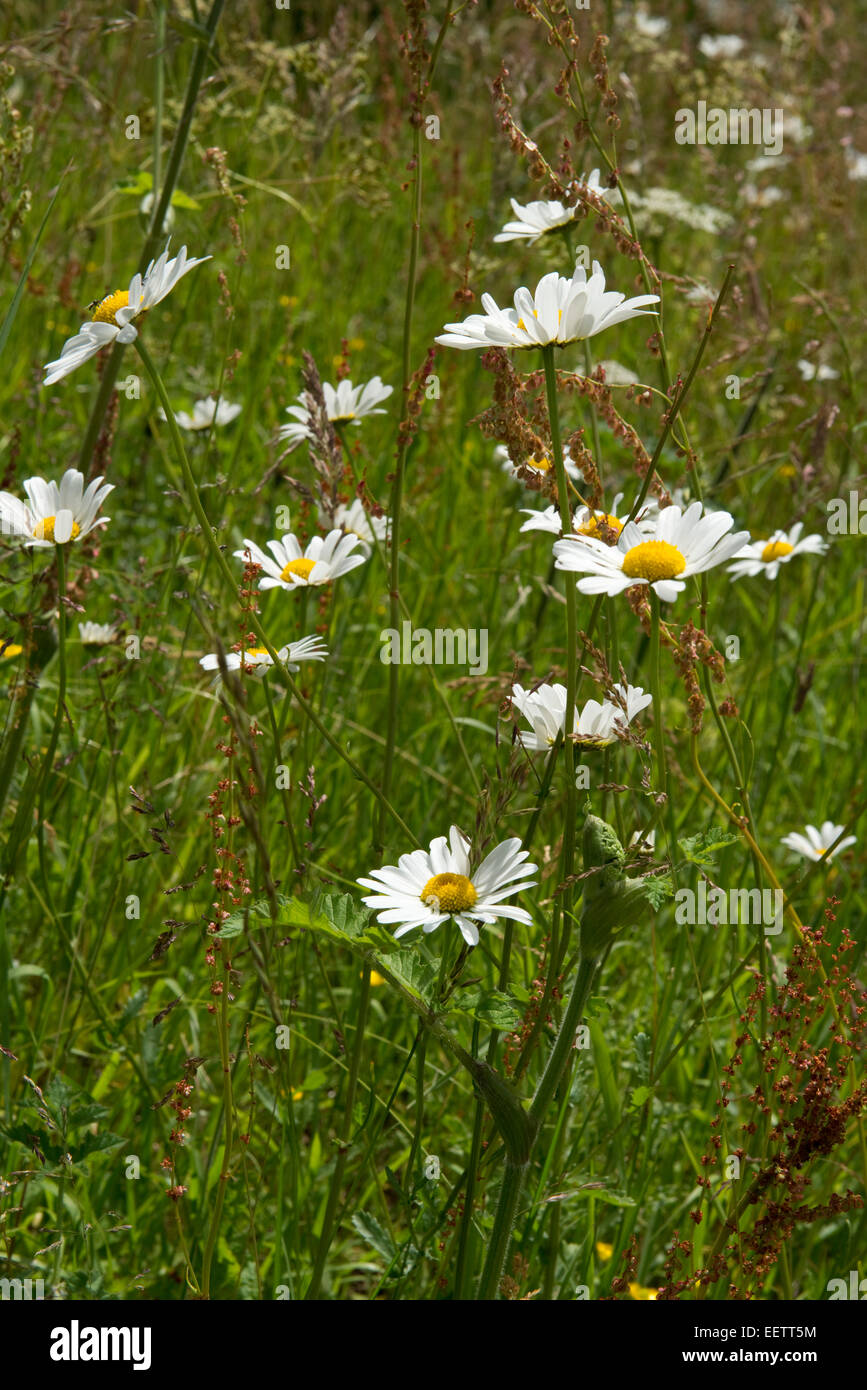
<box><xmin>553</xmin><ymin>502</ymin><xmax>749</xmax><ymax>602</ymax></box>
<box><xmin>493</xmin><ymin>171</ymin><xmax>613</xmax><ymax>244</ymax></box>
<box><xmin>728</xmin><ymin>523</ymin><xmax>828</xmax><ymax>581</ymax></box>
<box><xmin>436</xmin><ymin>263</ymin><xmax>659</xmax><ymax>352</ymax></box>
<box><xmin>199</xmin><ymin>635</ymin><xmax>328</xmax><ymax>686</ymax></box>
<box><xmin>43</xmin><ymin>244</ymin><xmax>210</xmax><ymax>385</ymax></box>
<box><xmin>160</xmin><ymin>397</ymin><xmax>241</xmax><ymax>431</ymax></box>
<box><xmin>511</xmin><ymin>681</ymin><xmax>652</xmax><ymax>752</ymax></box>
<box><xmin>79</xmin><ymin>622</ymin><xmax>117</xmax><ymax>647</ymax></box>
<box><xmin>520</xmin><ymin>492</ymin><xmax>658</xmax><ymax>538</ymax></box>
<box><xmin>235</xmin><ymin>529</ymin><xmax>367</xmax><ymax>591</ymax></box>
<box><xmin>496</xmin><ymin>443</ymin><xmax>580</xmax><ymax>484</ymax></box>
<box><xmin>329</xmin><ymin>499</ymin><xmax>390</xmax><ymax>551</ymax></box>
<box><xmin>0</xmin><ymin>469</ymin><xmax>113</xmax><ymax>547</ymax></box>
<box><xmin>279</xmin><ymin>377</ymin><xmax>393</xmax><ymax>448</ymax></box>
<box><xmin>358</xmin><ymin>826</ymin><xmax>537</xmax><ymax>947</ymax></box>
<box><xmin>780</xmin><ymin>822</ymin><xmax>856</xmax><ymax>863</ymax></box>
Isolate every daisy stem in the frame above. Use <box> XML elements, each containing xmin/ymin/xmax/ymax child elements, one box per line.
<box><xmin>478</xmin><ymin>951</ymin><xmax>600</xmax><ymax>1299</ymax></box>
<box><xmin>542</xmin><ymin>342</ymin><xmax>578</xmax><ymax>917</ymax></box>
<box><xmin>649</xmin><ymin>591</ymin><xmax>679</xmax><ymax>885</ymax></box>
<box><xmin>134</xmin><ymin>338</ymin><xmax>418</xmax><ymax>847</ymax></box>
<box><xmin>305</xmin><ymin>963</ymin><xmax>372</xmax><ymax>1299</ymax></box>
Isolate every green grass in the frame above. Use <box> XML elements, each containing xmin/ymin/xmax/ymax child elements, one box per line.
<box><xmin>0</xmin><ymin>0</ymin><xmax>864</xmax><ymax>1301</ymax></box>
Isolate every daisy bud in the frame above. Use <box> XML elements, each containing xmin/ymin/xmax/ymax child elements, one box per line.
<box><xmin>579</xmin><ymin>814</ymin><xmax>650</xmax><ymax>956</ymax></box>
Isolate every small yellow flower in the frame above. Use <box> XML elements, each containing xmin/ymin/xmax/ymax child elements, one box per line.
<box><xmin>595</xmin><ymin>1241</ymin><xmax>613</xmax><ymax>1261</ymax></box>
<box><xmin>628</xmin><ymin>1282</ymin><xmax>660</xmax><ymax>1301</ymax></box>
<box><xmin>291</xmin><ymin>1089</ymin><xmax>303</xmax><ymax>1102</ymax></box>
<box><xmin>370</xmin><ymin>971</ymin><xmax>386</xmax><ymax>987</ymax></box>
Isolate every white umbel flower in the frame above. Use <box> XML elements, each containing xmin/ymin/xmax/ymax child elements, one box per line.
<box><xmin>279</xmin><ymin>377</ymin><xmax>393</xmax><ymax>447</ymax></box>
<box><xmin>780</xmin><ymin>822</ymin><xmax>856</xmax><ymax>863</ymax></box>
<box><xmin>235</xmin><ymin>529</ymin><xmax>367</xmax><ymax>591</ymax></box>
<box><xmin>493</xmin><ymin>172</ymin><xmax>612</xmax><ymax>244</ymax></box>
<box><xmin>436</xmin><ymin>264</ymin><xmax>659</xmax><ymax>352</ymax></box>
<box><xmin>199</xmin><ymin>635</ymin><xmax>328</xmax><ymax>685</ymax></box>
<box><xmin>43</xmin><ymin>243</ymin><xmax>210</xmax><ymax>385</ymax></box>
<box><xmin>0</xmin><ymin>468</ymin><xmax>114</xmax><ymax>547</ymax></box>
<box><xmin>161</xmin><ymin>398</ymin><xmax>242</xmax><ymax>430</ymax></box>
<box><xmin>553</xmin><ymin>502</ymin><xmax>749</xmax><ymax>602</ymax></box>
<box><xmin>358</xmin><ymin>826</ymin><xmax>538</xmax><ymax>947</ymax></box>
<box><xmin>511</xmin><ymin>681</ymin><xmax>652</xmax><ymax>752</ymax></box>
<box><xmin>727</xmin><ymin>523</ymin><xmax>828</xmax><ymax>581</ymax></box>
<box><xmin>79</xmin><ymin>622</ymin><xmax>117</xmax><ymax>647</ymax></box>
<box><xmin>698</xmin><ymin>34</ymin><xmax>745</xmax><ymax>59</ymax></box>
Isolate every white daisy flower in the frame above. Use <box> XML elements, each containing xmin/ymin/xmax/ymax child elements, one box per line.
<box><xmin>0</xmin><ymin>468</ymin><xmax>114</xmax><ymax>547</ymax></box>
<box><xmin>79</xmin><ymin>622</ymin><xmax>117</xmax><ymax>647</ymax></box>
<box><xmin>199</xmin><ymin>635</ymin><xmax>328</xmax><ymax>686</ymax></box>
<box><xmin>492</xmin><ymin>171</ymin><xmax>613</xmax><ymax>244</ymax></box>
<box><xmin>330</xmin><ymin>499</ymin><xmax>390</xmax><ymax>550</ymax></box>
<box><xmin>553</xmin><ymin>502</ymin><xmax>749</xmax><ymax>603</ymax></box>
<box><xmin>511</xmin><ymin>681</ymin><xmax>652</xmax><ymax>752</ymax></box>
<box><xmin>358</xmin><ymin>826</ymin><xmax>538</xmax><ymax>948</ymax></box>
<box><xmin>279</xmin><ymin>376</ymin><xmax>393</xmax><ymax>448</ymax></box>
<box><xmin>796</xmin><ymin>358</ymin><xmax>839</xmax><ymax>382</ymax></box>
<box><xmin>234</xmin><ymin>529</ymin><xmax>367</xmax><ymax>591</ymax></box>
<box><xmin>43</xmin><ymin>243</ymin><xmax>210</xmax><ymax>386</ymax></box>
<box><xmin>519</xmin><ymin>493</ymin><xmax>658</xmax><ymax>539</ymax></box>
<box><xmin>780</xmin><ymin>822</ymin><xmax>856</xmax><ymax>863</ymax></box>
<box><xmin>435</xmin><ymin>263</ymin><xmax>659</xmax><ymax>353</ymax></box>
<box><xmin>495</xmin><ymin>443</ymin><xmax>580</xmax><ymax>484</ymax></box>
<box><xmin>698</xmin><ymin>34</ymin><xmax>745</xmax><ymax>60</ymax></box>
<box><xmin>160</xmin><ymin>397</ymin><xmax>242</xmax><ymax>430</ymax></box>
<box><xmin>846</xmin><ymin>149</ymin><xmax>867</xmax><ymax>181</ymax></box>
<box><xmin>727</xmin><ymin>523</ymin><xmax>828</xmax><ymax>581</ymax></box>
<box><xmin>634</xmin><ymin>9</ymin><xmax>669</xmax><ymax>39</ymax></box>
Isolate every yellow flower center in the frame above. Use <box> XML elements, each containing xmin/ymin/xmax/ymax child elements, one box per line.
<box><xmin>760</xmin><ymin>540</ymin><xmax>794</xmax><ymax>564</ymax></box>
<box><xmin>280</xmin><ymin>557</ymin><xmax>316</xmax><ymax>583</ymax></box>
<box><xmin>32</xmin><ymin>516</ymin><xmax>80</xmax><ymax>543</ymax></box>
<box><xmin>622</xmin><ymin>540</ymin><xmax>686</xmax><ymax>582</ymax></box>
<box><xmin>91</xmin><ymin>289</ymin><xmax>130</xmax><ymax>326</ymax></box>
<box><xmin>243</xmin><ymin>649</ymin><xmax>270</xmax><ymax>661</ymax></box>
<box><xmin>420</xmin><ymin>872</ymin><xmax>478</xmax><ymax>913</ymax></box>
<box><xmin>579</xmin><ymin>513</ymin><xmax>623</xmax><ymax>540</ymax></box>
<box><xmin>526</xmin><ymin>455</ymin><xmax>552</xmax><ymax>474</ymax></box>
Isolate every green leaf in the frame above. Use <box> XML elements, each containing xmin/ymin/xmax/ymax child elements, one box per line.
<box><xmin>457</xmin><ymin>988</ymin><xmax>523</xmax><ymax>1030</ymax></box>
<box><xmin>351</xmin><ymin>1212</ymin><xmax>396</xmax><ymax>1264</ymax></box>
<box><xmin>643</xmin><ymin>874</ymin><xmax>674</xmax><ymax>909</ymax></box>
<box><xmin>677</xmin><ymin>828</ymin><xmax>739</xmax><ymax>868</ymax></box>
<box><xmin>629</xmin><ymin>1085</ymin><xmax>654</xmax><ymax>1109</ymax></box>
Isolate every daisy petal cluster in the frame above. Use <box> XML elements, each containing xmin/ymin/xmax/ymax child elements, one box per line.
<box><xmin>329</xmin><ymin>499</ymin><xmax>390</xmax><ymax>551</ymax></box>
<box><xmin>727</xmin><ymin>523</ymin><xmax>828</xmax><ymax>581</ymax></box>
<box><xmin>79</xmin><ymin>622</ymin><xmax>117</xmax><ymax>647</ymax></box>
<box><xmin>496</xmin><ymin>443</ymin><xmax>580</xmax><ymax>484</ymax></box>
<box><xmin>43</xmin><ymin>244</ymin><xmax>210</xmax><ymax>385</ymax></box>
<box><xmin>0</xmin><ymin>469</ymin><xmax>114</xmax><ymax>548</ymax></box>
<box><xmin>358</xmin><ymin>826</ymin><xmax>537</xmax><ymax>947</ymax></box>
<box><xmin>780</xmin><ymin>822</ymin><xmax>856</xmax><ymax>863</ymax></box>
<box><xmin>511</xmin><ymin>681</ymin><xmax>652</xmax><ymax>752</ymax></box>
<box><xmin>493</xmin><ymin>171</ymin><xmax>613</xmax><ymax>244</ymax></box>
<box><xmin>553</xmin><ymin>502</ymin><xmax>749</xmax><ymax>602</ymax></box>
<box><xmin>436</xmin><ymin>263</ymin><xmax>659</xmax><ymax>352</ymax></box>
<box><xmin>279</xmin><ymin>376</ymin><xmax>393</xmax><ymax>447</ymax></box>
<box><xmin>160</xmin><ymin>398</ymin><xmax>242</xmax><ymax>430</ymax></box>
<box><xmin>520</xmin><ymin>493</ymin><xmax>658</xmax><ymax>539</ymax></box>
<box><xmin>235</xmin><ymin>529</ymin><xmax>367</xmax><ymax>591</ymax></box>
<box><xmin>199</xmin><ymin>634</ymin><xmax>328</xmax><ymax>686</ymax></box>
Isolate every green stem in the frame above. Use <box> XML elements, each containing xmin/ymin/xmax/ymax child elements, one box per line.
<box><xmin>134</xmin><ymin>337</ymin><xmax>418</xmax><ymax>845</ymax></box>
<box><xmin>200</xmin><ymin>948</ymin><xmax>235</xmax><ymax>1298</ymax></box>
<box><xmin>305</xmin><ymin>964</ymin><xmax>372</xmax><ymax>1299</ymax></box>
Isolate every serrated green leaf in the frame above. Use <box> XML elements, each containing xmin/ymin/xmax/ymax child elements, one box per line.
<box><xmin>351</xmin><ymin>1212</ymin><xmax>396</xmax><ymax>1263</ymax></box>
<box><xmin>457</xmin><ymin>988</ymin><xmax>523</xmax><ymax>1030</ymax></box>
